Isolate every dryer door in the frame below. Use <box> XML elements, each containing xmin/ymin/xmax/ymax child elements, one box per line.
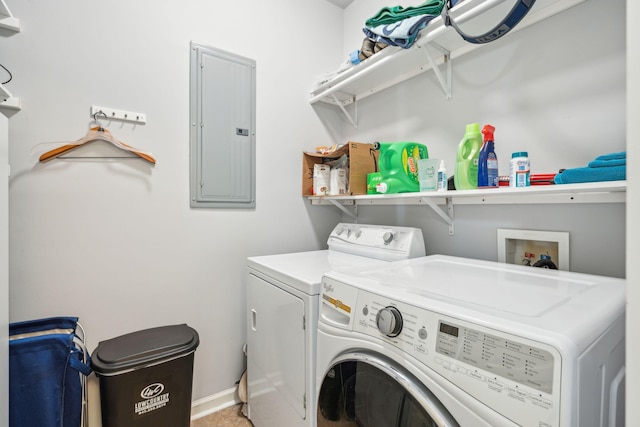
<box><xmin>317</xmin><ymin>352</ymin><xmax>459</xmax><ymax>427</ymax></box>
<box><xmin>247</xmin><ymin>274</ymin><xmax>306</xmax><ymax>422</ymax></box>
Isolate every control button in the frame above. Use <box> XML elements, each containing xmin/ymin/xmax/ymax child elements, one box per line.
<box><xmin>529</xmin><ymin>394</ymin><xmax>553</xmax><ymax>409</ymax></box>
<box><xmin>468</xmin><ymin>370</ymin><xmax>485</xmax><ymax>382</ymax></box>
<box><xmin>487</xmin><ymin>378</ymin><xmax>505</xmax><ymax>391</ymax></box>
<box><xmin>456</xmin><ymin>366</ymin><xmax>468</xmax><ymax>375</ymax></box>
<box><xmin>362</xmin><ymin>306</ymin><xmax>369</xmax><ymax>316</ymax></box>
<box><xmin>383</xmin><ymin>231</ymin><xmax>395</xmax><ymax>244</ymax></box>
<box><xmin>376</xmin><ymin>306</ymin><xmax>403</xmax><ymax>337</ymax></box>
<box><xmin>418</xmin><ymin>328</ymin><xmax>428</xmax><ymax>340</ymax></box>
<box><xmin>435</xmin><ymin>357</ymin><xmax>451</xmax><ymax>369</ymax></box>
<box><xmin>508</xmin><ymin>386</ymin><xmax>528</xmax><ymax>401</ymax></box>
<box><xmin>355</xmin><ymin>229</ymin><xmax>362</xmax><ymax>238</ymax></box>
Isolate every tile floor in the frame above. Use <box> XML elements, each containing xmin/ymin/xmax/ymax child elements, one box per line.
<box><xmin>191</xmin><ymin>405</ymin><xmax>358</xmax><ymax>427</ymax></box>
<box><xmin>191</xmin><ymin>404</ymin><xmax>253</xmax><ymax>427</ymax></box>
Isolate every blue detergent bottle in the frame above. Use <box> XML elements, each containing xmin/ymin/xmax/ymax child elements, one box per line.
<box><xmin>478</xmin><ymin>124</ymin><xmax>499</xmax><ymax>188</ymax></box>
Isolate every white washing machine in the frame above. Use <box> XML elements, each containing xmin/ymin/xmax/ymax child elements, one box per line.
<box><xmin>316</xmin><ymin>255</ymin><xmax>625</xmax><ymax>427</ymax></box>
<box><xmin>246</xmin><ymin>223</ymin><xmax>425</xmax><ymax>427</ymax></box>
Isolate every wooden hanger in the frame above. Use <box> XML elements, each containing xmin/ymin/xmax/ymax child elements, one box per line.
<box><xmin>39</xmin><ymin>113</ymin><xmax>156</xmax><ymax>165</ymax></box>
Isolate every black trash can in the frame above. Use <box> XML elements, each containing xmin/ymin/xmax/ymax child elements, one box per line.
<box><xmin>91</xmin><ymin>324</ymin><xmax>199</xmax><ymax>427</ymax></box>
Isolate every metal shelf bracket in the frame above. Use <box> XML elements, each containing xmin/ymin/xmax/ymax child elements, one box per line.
<box><xmin>328</xmin><ymin>199</ymin><xmax>358</xmax><ymax>220</ymax></box>
<box><xmin>331</xmin><ymin>94</ymin><xmax>358</xmax><ymax>128</ymax></box>
<box><xmin>421</xmin><ymin>43</ymin><xmax>452</xmax><ymax>100</ymax></box>
<box><xmin>0</xmin><ymin>0</ymin><xmax>20</xmax><ymax>33</ymax></box>
<box><xmin>421</xmin><ymin>196</ymin><xmax>455</xmax><ymax>235</ymax></box>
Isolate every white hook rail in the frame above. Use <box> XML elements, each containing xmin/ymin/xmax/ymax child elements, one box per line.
<box><xmin>90</xmin><ymin>106</ymin><xmax>146</xmax><ymax>125</ymax></box>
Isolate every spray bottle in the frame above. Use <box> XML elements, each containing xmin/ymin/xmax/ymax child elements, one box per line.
<box><xmin>454</xmin><ymin>123</ymin><xmax>482</xmax><ymax>190</ymax></box>
<box><xmin>478</xmin><ymin>124</ymin><xmax>499</xmax><ymax>188</ymax></box>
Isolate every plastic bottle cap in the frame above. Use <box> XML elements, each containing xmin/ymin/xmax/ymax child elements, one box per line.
<box><xmin>511</xmin><ymin>151</ymin><xmax>528</xmax><ymax>158</ymax></box>
<box><xmin>349</xmin><ymin>50</ymin><xmax>361</xmax><ymax>65</ymax></box>
<box><xmin>482</xmin><ymin>124</ymin><xmax>495</xmax><ymax>141</ymax></box>
<box><xmin>466</xmin><ymin>123</ymin><xmax>480</xmax><ymax>133</ymax></box>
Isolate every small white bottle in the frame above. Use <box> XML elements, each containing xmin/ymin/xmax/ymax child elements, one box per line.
<box><xmin>437</xmin><ymin>160</ymin><xmax>447</xmax><ymax>191</ymax></box>
<box><xmin>509</xmin><ymin>152</ymin><xmax>530</xmax><ymax>187</ymax></box>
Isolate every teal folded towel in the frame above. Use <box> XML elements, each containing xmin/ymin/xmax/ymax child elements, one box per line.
<box><xmin>366</xmin><ymin>0</ymin><xmax>445</xmax><ymax>27</ymax></box>
<box><xmin>588</xmin><ymin>158</ymin><xmax>626</xmax><ymax>168</ymax></box>
<box><xmin>594</xmin><ymin>151</ymin><xmax>626</xmax><ymax>161</ymax></box>
<box><xmin>363</xmin><ymin>14</ymin><xmax>436</xmax><ymax>48</ymax></box>
<box><xmin>554</xmin><ymin>165</ymin><xmax>626</xmax><ymax>184</ymax></box>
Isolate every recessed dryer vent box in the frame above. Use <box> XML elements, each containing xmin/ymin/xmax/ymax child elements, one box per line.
<box><xmin>497</xmin><ymin>229</ymin><xmax>569</xmax><ymax>270</ymax></box>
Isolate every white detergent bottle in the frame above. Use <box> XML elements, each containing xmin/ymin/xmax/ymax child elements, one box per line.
<box><xmin>437</xmin><ymin>160</ymin><xmax>447</xmax><ymax>191</ymax></box>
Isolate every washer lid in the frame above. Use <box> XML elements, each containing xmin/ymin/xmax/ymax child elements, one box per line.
<box><xmin>325</xmin><ymin>255</ymin><xmax>625</xmax><ymax>343</ymax></box>
<box><xmin>369</xmin><ymin>257</ymin><xmax>595</xmax><ymax>317</ymax></box>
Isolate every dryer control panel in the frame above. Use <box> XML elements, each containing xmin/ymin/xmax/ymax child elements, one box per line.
<box><xmin>327</xmin><ymin>223</ymin><xmax>425</xmax><ymax>261</ymax></box>
<box><xmin>319</xmin><ymin>276</ymin><xmax>562</xmax><ymax>427</ymax></box>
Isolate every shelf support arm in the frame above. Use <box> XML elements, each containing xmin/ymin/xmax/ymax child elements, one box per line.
<box><xmin>328</xmin><ymin>199</ymin><xmax>358</xmax><ymax>221</ymax></box>
<box><xmin>0</xmin><ymin>0</ymin><xmax>20</xmax><ymax>33</ymax></box>
<box><xmin>331</xmin><ymin>94</ymin><xmax>358</xmax><ymax>128</ymax></box>
<box><xmin>421</xmin><ymin>196</ymin><xmax>455</xmax><ymax>235</ymax></box>
<box><xmin>421</xmin><ymin>44</ymin><xmax>452</xmax><ymax>100</ymax></box>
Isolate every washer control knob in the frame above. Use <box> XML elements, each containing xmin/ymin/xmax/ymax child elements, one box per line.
<box><xmin>376</xmin><ymin>306</ymin><xmax>403</xmax><ymax>337</ymax></box>
<box><xmin>383</xmin><ymin>231</ymin><xmax>395</xmax><ymax>244</ymax></box>
<box><xmin>418</xmin><ymin>328</ymin><xmax>428</xmax><ymax>340</ymax></box>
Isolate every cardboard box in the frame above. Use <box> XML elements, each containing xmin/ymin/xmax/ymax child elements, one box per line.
<box><xmin>302</xmin><ymin>142</ymin><xmax>379</xmax><ymax>196</ymax></box>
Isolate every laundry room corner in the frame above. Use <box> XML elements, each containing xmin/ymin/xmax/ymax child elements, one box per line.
<box><xmin>1</xmin><ymin>0</ymin><xmax>638</xmax><ymax>425</ymax></box>
<box><xmin>1</xmin><ymin>0</ymin><xmax>346</xmax><ymax>421</ymax></box>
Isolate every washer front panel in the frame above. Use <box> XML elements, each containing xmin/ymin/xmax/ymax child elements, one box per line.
<box><xmin>320</xmin><ymin>276</ymin><xmax>563</xmax><ymax>427</ymax></box>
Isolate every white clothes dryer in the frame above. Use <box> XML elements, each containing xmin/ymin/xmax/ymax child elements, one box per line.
<box><xmin>316</xmin><ymin>255</ymin><xmax>625</xmax><ymax>427</ymax></box>
<box><xmin>246</xmin><ymin>223</ymin><xmax>425</xmax><ymax>427</ymax></box>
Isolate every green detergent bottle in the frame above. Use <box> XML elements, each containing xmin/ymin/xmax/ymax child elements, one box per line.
<box><xmin>367</xmin><ymin>141</ymin><xmax>429</xmax><ymax>194</ymax></box>
<box><xmin>454</xmin><ymin>123</ymin><xmax>482</xmax><ymax>190</ymax></box>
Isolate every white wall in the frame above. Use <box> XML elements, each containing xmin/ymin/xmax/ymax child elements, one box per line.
<box><xmin>2</xmin><ymin>0</ymin><xmax>345</xmax><ymax>415</ymax></box>
<box><xmin>626</xmin><ymin>0</ymin><xmax>639</xmax><ymax>424</ymax></box>
<box><xmin>0</xmin><ymin>114</ymin><xmax>8</xmax><ymax>427</ymax></box>
<box><xmin>337</xmin><ymin>0</ymin><xmax>626</xmax><ymax>277</ymax></box>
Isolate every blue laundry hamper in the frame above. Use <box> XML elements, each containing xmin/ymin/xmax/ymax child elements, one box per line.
<box><xmin>9</xmin><ymin>316</ymin><xmax>91</xmax><ymax>427</ymax></box>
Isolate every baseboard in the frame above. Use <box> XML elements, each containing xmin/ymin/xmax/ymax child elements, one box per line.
<box><xmin>190</xmin><ymin>386</ymin><xmax>240</xmax><ymax>420</ymax></box>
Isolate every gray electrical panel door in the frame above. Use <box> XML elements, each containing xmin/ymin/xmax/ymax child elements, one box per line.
<box><xmin>190</xmin><ymin>42</ymin><xmax>256</xmax><ymax>208</ymax></box>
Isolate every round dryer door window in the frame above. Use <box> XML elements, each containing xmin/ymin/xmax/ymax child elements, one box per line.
<box><xmin>317</xmin><ymin>353</ymin><xmax>459</xmax><ymax>427</ymax></box>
